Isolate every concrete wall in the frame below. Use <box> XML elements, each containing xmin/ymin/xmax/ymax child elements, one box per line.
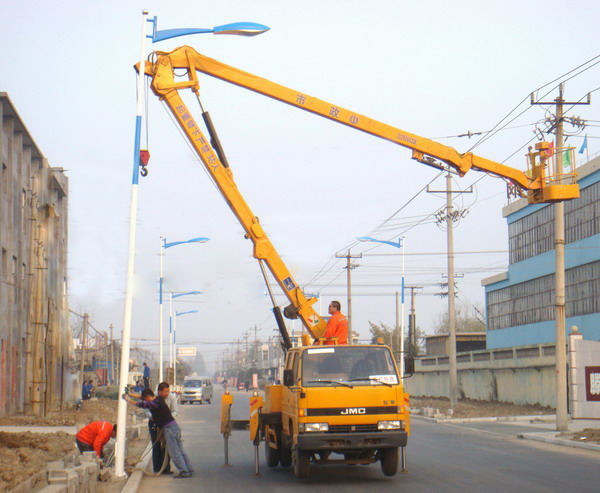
<box><xmin>569</xmin><ymin>333</ymin><xmax>600</xmax><ymax>419</ymax></box>
<box><xmin>0</xmin><ymin>93</ymin><xmax>70</xmax><ymax>416</ymax></box>
<box><xmin>406</xmin><ymin>343</ymin><xmax>557</xmax><ymax>407</ymax></box>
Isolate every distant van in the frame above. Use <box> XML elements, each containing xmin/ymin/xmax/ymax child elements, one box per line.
<box><xmin>181</xmin><ymin>376</ymin><xmax>213</xmax><ymax>405</ymax></box>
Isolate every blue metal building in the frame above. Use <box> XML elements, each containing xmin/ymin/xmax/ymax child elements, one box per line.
<box><xmin>482</xmin><ymin>156</ymin><xmax>600</xmax><ymax>348</ymax></box>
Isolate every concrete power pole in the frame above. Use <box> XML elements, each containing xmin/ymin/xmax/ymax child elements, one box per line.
<box><xmin>336</xmin><ymin>251</ymin><xmax>362</xmax><ymax>339</ymax></box>
<box><xmin>407</xmin><ymin>286</ymin><xmax>422</xmax><ymax>356</ymax></box>
<box><xmin>428</xmin><ymin>175</ymin><xmax>472</xmax><ymax>408</ymax></box>
<box><xmin>445</xmin><ymin>174</ymin><xmax>459</xmax><ymax>408</ymax></box>
<box><xmin>110</xmin><ymin>324</ymin><xmax>115</xmax><ymax>385</ymax></box>
<box><xmin>531</xmin><ymin>83</ymin><xmax>590</xmax><ymax>431</ymax></box>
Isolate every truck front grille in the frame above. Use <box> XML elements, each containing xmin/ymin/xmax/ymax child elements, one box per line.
<box><xmin>327</xmin><ymin>424</ymin><xmax>379</xmax><ymax>433</ymax></box>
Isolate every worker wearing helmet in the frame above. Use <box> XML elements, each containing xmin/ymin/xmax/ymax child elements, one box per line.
<box><xmin>323</xmin><ymin>301</ymin><xmax>348</xmax><ymax>345</ymax></box>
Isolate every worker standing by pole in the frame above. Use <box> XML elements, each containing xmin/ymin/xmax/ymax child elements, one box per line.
<box><xmin>115</xmin><ymin>9</ymin><xmax>148</xmax><ymax>478</ymax></box>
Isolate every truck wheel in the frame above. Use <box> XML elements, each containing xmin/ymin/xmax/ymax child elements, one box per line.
<box><xmin>293</xmin><ymin>448</ymin><xmax>310</xmax><ymax>479</ymax></box>
<box><xmin>380</xmin><ymin>447</ymin><xmax>399</xmax><ymax>477</ymax></box>
<box><xmin>279</xmin><ymin>442</ymin><xmax>292</xmax><ymax>467</ymax></box>
<box><xmin>265</xmin><ymin>440</ymin><xmax>280</xmax><ymax>467</ymax></box>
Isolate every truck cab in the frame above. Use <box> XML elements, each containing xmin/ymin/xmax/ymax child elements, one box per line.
<box><xmin>264</xmin><ymin>344</ymin><xmax>410</xmax><ymax>478</ymax></box>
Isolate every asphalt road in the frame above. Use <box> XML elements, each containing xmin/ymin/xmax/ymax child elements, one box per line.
<box><xmin>139</xmin><ymin>390</ymin><xmax>600</xmax><ymax>492</ymax></box>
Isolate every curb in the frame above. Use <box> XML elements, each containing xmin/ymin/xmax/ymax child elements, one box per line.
<box><xmin>518</xmin><ymin>432</ymin><xmax>600</xmax><ymax>452</ymax></box>
<box><xmin>433</xmin><ymin>414</ymin><xmax>555</xmax><ymax>424</ymax></box>
<box><xmin>121</xmin><ymin>441</ymin><xmax>152</xmax><ymax>493</ymax></box>
<box><xmin>411</xmin><ymin>412</ymin><xmax>554</xmax><ymax>424</ymax></box>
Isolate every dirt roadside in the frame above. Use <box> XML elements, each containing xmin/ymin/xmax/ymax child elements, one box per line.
<box><xmin>0</xmin><ymin>399</ymin><xmax>147</xmax><ymax>492</ymax></box>
<box><xmin>0</xmin><ymin>398</ymin><xmax>130</xmax><ymax>427</ymax></box>
<box><xmin>410</xmin><ymin>396</ymin><xmax>553</xmax><ymax>419</ymax></box>
<box><xmin>562</xmin><ymin>428</ymin><xmax>600</xmax><ymax>444</ymax></box>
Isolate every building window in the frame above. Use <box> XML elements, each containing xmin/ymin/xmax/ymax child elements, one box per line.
<box><xmin>486</xmin><ymin>260</ymin><xmax>600</xmax><ymax>330</ymax></box>
<box><xmin>509</xmin><ymin>181</ymin><xmax>600</xmax><ymax>264</ymax></box>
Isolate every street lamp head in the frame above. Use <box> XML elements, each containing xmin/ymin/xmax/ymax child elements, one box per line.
<box><xmin>212</xmin><ymin>22</ymin><xmax>270</xmax><ymax>36</ymax></box>
<box><xmin>176</xmin><ymin>309</ymin><xmax>199</xmax><ymax>317</ymax></box>
<box><xmin>172</xmin><ymin>290</ymin><xmax>203</xmax><ymax>299</ymax></box>
<box><xmin>163</xmin><ymin>236</ymin><xmax>210</xmax><ymax>249</ymax></box>
<box><xmin>356</xmin><ymin>236</ymin><xmax>402</xmax><ymax>248</ymax></box>
<box><xmin>148</xmin><ymin>17</ymin><xmax>270</xmax><ymax>43</ymax></box>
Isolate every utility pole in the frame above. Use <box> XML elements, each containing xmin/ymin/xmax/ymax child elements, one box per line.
<box><xmin>103</xmin><ymin>331</ymin><xmax>109</xmax><ymax>385</ymax></box>
<box><xmin>80</xmin><ymin>313</ymin><xmax>89</xmax><ymax>389</ymax></box>
<box><xmin>109</xmin><ymin>324</ymin><xmax>115</xmax><ymax>385</ymax></box>
<box><xmin>531</xmin><ymin>83</ymin><xmax>590</xmax><ymax>431</ymax></box>
<box><xmin>428</xmin><ymin>175</ymin><xmax>472</xmax><ymax>408</ymax></box>
<box><xmin>335</xmin><ymin>250</ymin><xmax>362</xmax><ymax>339</ymax></box>
<box><xmin>254</xmin><ymin>325</ymin><xmax>258</xmax><ymax>367</ymax></box>
<box><xmin>407</xmin><ymin>286</ymin><xmax>423</xmax><ymax>356</ymax></box>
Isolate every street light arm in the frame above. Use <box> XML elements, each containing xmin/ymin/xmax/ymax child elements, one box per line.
<box><xmin>357</xmin><ymin>236</ymin><xmax>402</xmax><ymax>248</ymax></box>
<box><xmin>176</xmin><ymin>309</ymin><xmax>199</xmax><ymax>317</ymax></box>
<box><xmin>172</xmin><ymin>290</ymin><xmax>203</xmax><ymax>299</ymax></box>
<box><xmin>147</xmin><ymin>17</ymin><xmax>270</xmax><ymax>43</ymax></box>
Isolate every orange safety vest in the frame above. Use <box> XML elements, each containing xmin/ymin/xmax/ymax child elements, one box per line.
<box><xmin>324</xmin><ymin>311</ymin><xmax>348</xmax><ymax>345</ymax></box>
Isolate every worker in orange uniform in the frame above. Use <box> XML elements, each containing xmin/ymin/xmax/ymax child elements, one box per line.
<box><xmin>323</xmin><ymin>300</ymin><xmax>348</xmax><ymax>345</ymax></box>
<box><xmin>75</xmin><ymin>421</ymin><xmax>116</xmax><ymax>458</ymax></box>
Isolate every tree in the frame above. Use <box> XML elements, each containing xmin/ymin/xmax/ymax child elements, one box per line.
<box><xmin>368</xmin><ymin>321</ymin><xmax>424</xmax><ymax>357</ymax></box>
<box><xmin>434</xmin><ymin>302</ymin><xmax>485</xmax><ymax>334</ymax></box>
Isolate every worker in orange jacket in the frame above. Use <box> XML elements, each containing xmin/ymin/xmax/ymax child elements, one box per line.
<box><xmin>75</xmin><ymin>421</ymin><xmax>116</xmax><ymax>458</ymax></box>
<box><xmin>323</xmin><ymin>300</ymin><xmax>348</xmax><ymax>345</ymax></box>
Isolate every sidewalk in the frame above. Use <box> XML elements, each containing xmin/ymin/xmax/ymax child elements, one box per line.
<box><xmin>414</xmin><ymin>412</ymin><xmax>600</xmax><ymax>453</ymax></box>
<box><xmin>0</xmin><ymin>425</ymin><xmax>77</xmax><ymax>434</ymax></box>
<box><xmin>516</xmin><ymin>418</ymin><xmax>600</xmax><ymax>452</ymax></box>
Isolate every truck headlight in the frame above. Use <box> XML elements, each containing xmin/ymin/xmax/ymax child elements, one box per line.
<box><xmin>378</xmin><ymin>420</ymin><xmax>402</xmax><ymax>430</ymax></box>
<box><xmin>299</xmin><ymin>422</ymin><xmax>329</xmax><ymax>433</ymax></box>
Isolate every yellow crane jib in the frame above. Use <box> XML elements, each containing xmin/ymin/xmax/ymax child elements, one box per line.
<box><xmin>136</xmin><ymin>44</ymin><xmax>580</xmax><ymax>345</ymax></box>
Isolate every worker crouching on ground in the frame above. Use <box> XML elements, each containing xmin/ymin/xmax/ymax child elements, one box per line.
<box><xmin>123</xmin><ymin>387</ymin><xmax>193</xmax><ymax>478</ymax></box>
<box><xmin>75</xmin><ymin>421</ymin><xmax>116</xmax><ymax>459</ymax></box>
<box><xmin>324</xmin><ymin>300</ymin><xmax>348</xmax><ymax>344</ymax></box>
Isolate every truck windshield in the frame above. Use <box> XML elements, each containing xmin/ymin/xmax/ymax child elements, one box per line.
<box><xmin>184</xmin><ymin>380</ymin><xmax>202</xmax><ymax>387</ymax></box>
<box><xmin>301</xmin><ymin>347</ymin><xmax>398</xmax><ymax>386</ymax></box>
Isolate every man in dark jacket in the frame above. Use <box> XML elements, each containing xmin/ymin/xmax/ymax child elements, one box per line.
<box><xmin>143</xmin><ymin>362</ymin><xmax>151</xmax><ymax>389</ymax></box>
<box><xmin>124</xmin><ymin>387</ymin><xmax>193</xmax><ymax>478</ymax></box>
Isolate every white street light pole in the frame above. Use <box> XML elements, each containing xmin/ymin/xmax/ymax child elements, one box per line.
<box><xmin>173</xmin><ymin>309</ymin><xmax>199</xmax><ymax>387</ymax></box>
<box><xmin>115</xmin><ymin>9</ymin><xmax>148</xmax><ymax>479</ymax></box>
<box><xmin>169</xmin><ymin>293</ymin><xmax>173</xmax><ymax>379</ymax></box>
<box><xmin>158</xmin><ymin>236</ymin><xmax>165</xmax><ymax>382</ymax></box>
<box><xmin>173</xmin><ymin>314</ymin><xmax>178</xmax><ymax>387</ymax></box>
<box><xmin>357</xmin><ymin>235</ymin><xmax>406</xmax><ymax>376</ymax></box>
<box><xmin>399</xmin><ymin>237</ymin><xmax>406</xmax><ymax>378</ymax></box>
<box><xmin>160</xmin><ymin>236</ymin><xmax>209</xmax><ymax>385</ymax></box>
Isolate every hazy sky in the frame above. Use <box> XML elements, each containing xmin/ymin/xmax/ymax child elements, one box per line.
<box><xmin>2</xmin><ymin>1</ymin><xmax>599</xmax><ymax>371</ymax></box>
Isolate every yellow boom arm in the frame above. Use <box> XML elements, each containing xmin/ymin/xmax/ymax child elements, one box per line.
<box><xmin>140</xmin><ymin>45</ymin><xmax>579</xmax><ymax>340</ymax></box>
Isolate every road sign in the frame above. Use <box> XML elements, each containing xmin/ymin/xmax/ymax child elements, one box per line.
<box><xmin>177</xmin><ymin>346</ymin><xmax>197</xmax><ymax>358</ymax></box>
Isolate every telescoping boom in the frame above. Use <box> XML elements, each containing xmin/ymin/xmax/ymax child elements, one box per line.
<box><xmin>138</xmin><ymin>45</ymin><xmax>579</xmax><ymax>345</ymax></box>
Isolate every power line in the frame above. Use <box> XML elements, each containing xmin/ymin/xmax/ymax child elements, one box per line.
<box><xmin>467</xmin><ymin>53</ymin><xmax>600</xmax><ymax>152</ymax></box>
